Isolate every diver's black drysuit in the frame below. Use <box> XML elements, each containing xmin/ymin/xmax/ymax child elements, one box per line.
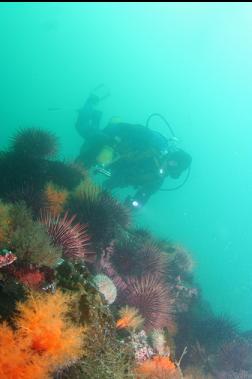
<box><xmin>75</xmin><ymin>96</ymin><xmax>190</xmax><ymax>208</ymax></box>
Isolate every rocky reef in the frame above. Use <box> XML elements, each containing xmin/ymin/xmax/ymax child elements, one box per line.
<box><xmin>0</xmin><ymin>128</ymin><xmax>251</xmax><ymax>378</ymax></box>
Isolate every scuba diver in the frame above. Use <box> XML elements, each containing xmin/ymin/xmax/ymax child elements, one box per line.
<box><xmin>75</xmin><ymin>85</ymin><xmax>192</xmax><ymax>209</ymax></box>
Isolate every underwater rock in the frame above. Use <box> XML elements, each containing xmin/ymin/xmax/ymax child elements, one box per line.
<box><xmin>55</xmin><ymin>266</ymin><xmax>135</xmax><ymax>379</ymax></box>
<box><xmin>1</xmin><ymin>127</ymin><xmax>250</xmax><ymax>379</ymax></box>
<box><xmin>135</xmin><ymin>355</ymin><xmax>180</xmax><ymax>379</ymax></box>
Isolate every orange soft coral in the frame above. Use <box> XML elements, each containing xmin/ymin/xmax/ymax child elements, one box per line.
<box><xmin>44</xmin><ymin>182</ymin><xmax>68</xmax><ymax>216</ymax></box>
<box><xmin>0</xmin><ymin>321</ymin><xmax>49</xmax><ymax>379</ymax></box>
<box><xmin>116</xmin><ymin>305</ymin><xmax>144</xmax><ymax>332</ymax></box>
<box><xmin>0</xmin><ymin>290</ymin><xmax>84</xmax><ymax>379</ymax></box>
<box><xmin>16</xmin><ymin>290</ymin><xmax>84</xmax><ymax>369</ymax></box>
<box><xmin>136</xmin><ymin>355</ymin><xmax>179</xmax><ymax>379</ymax></box>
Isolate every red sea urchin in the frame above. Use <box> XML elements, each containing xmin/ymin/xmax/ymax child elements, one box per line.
<box><xmin>124</xmin><ymin>275</ymin><xmax>175</xmax><ymax>332</ymax></box>
<box><xmin>111</xmin><ymin>238</ymin><xmax>168</xmax><ymax>279</ymax></box>
<box><xmin>40</xmin><ymin>211</ymin><xmax>94</xmax><ymax>262</ymax></box>
<box><xmin>68</xmin><ymin>189</ymin><xmax>131</xmax><ymax>247</ymax></box>
<box><xmin>217</xmin><ymin>338</ymin><xmax>252</xmax><ymax>372</ymax></box>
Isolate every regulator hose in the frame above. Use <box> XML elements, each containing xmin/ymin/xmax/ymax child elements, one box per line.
<box><xmin>146</xmin><ymin>112</ymin><xmax>177</xmax><ymax>139</ymax></box>
<box><xmin>146</xmin><ymin>113</ymin><xmax>190</xmax><ymax>191</ymax></box>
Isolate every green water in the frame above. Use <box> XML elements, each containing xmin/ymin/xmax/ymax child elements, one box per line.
<box><xmin>1</xmin><ymin>2</ymin><xmax>252</xmax><ymax>330</ymax></box>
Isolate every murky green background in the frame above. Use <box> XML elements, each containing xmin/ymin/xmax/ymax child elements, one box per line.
<box><xmin>1</xmin><ymin>2</ymin><xmax>252</xmax><ymax>330</ymax></box>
